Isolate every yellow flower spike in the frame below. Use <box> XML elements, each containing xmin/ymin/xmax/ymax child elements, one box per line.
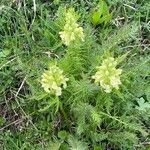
<box><xmin>92</xmin><ymin>57</ymin><xmax>122</xmax><ymax>93</ymax></box>
<box><xmin>41</xmin><ymin>64</ymin><xmax>69</xmax><ymax>96</ymax></box>
<box><xmin>59</xmin><ymin>8</ymin><xmax>84</xmax><ymax>46</ymax></box>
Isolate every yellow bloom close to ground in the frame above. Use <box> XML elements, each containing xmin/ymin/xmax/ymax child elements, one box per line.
<box><xmin>59</xmin><ymin>8</ymin><xmax>84</xmax><ymax>46</ymax></box>
<box><xmin>92</xmin><ymin>57</ymin><xmax>122</xmax><ymax>93</ymax></box>
<box><xmin>41</xmin><ymin>65</ymin><xmax>69</xmax><ymax>96</ymax></box>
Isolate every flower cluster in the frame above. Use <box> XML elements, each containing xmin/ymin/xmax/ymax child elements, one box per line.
<box><xmin>59</xmin><ymin>8</ymin><xmax>84</xmax><ymax>46</ymax></box>
<box><xmin>41</xmin><ymin>65</ymin><xmax>69</xmax><ymax>96</ymax></box>
<box><xmin>92</xmin><ymin>57</ymin><xmax>122</xmax><ymax>93</ymax></box>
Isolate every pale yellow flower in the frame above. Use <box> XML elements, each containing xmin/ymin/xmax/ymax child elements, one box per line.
<box><xmin>41</xmin><ymin>65</ymin><xmax>69</xmax><ymax>96</ymax></box>
<box><xmin>92</xmin><ymin>57</ymin><xmax>122</xmax><ymax>93</ymax></box>
<box><xmin>59</xmin><ymin>8</ymin><xmax>84</xmax><ymax>46</ymax></box>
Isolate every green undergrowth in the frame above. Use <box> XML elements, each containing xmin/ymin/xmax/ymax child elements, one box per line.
<box><xmin>0</xmin><ymin>0</ymin><xmax>150</xmax><ymax>150</ymax></box>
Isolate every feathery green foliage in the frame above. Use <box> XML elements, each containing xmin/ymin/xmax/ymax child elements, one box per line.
<box><xmin>0</xmin><ymin>0</ymin><xmax>150</xmax><ymax>150</ymax></box>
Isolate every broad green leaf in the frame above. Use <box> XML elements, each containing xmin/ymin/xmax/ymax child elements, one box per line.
<box><xmin>49</xmin><ymin>141</ymin><xmax>62</xmax><ymax>150</ymax></box>
<box><xmin>58</xmin><ymin>130</ymin><xmax>67</xmax><ymax>140</ymax></box>
<box><xmin>92</xmin><ymin>11</ymin><xmax>102</xmax><ymax>26</ymax></box>
<box><xmin>91</xmin><ymin>0</ymin><xmax>112</xmax><ymax>26</ymax></box>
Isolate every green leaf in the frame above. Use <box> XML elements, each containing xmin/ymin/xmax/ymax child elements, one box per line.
<box><xmin>68</xmin><ymin>136</ymin><xmax>88</xmax><ymax>150</ymax></box>
<box><xmin>101</xmin><ymin>0</ymin><xmax>109</xmax><ymax>15</ymax></box>
<box><xmin>91</xmin><ymin>110</ymin><xmax>101</xmax><ymax>127</ymax></box>
<box><xmin>99</xmin><ymin>13</ymin><xmax>112</xmax><ymax>24</ymax></box>
<box><xmin>91</xmin><ymin>132</ymin><xmax>108</xmax><ymax>142</ymax></box>
<box><xmin>117</xmin><ymin>51</ymin><xmax>130</xmax><ymax>64</ymax></box>
<box><xmin>136</xmin><ymin>98</ymin><xmax>150</xmax><ymax>111</ymax></box>
<box><xmin>91</xmin><ymin>0</ymin><xmax>104</xmax><ymax>25</ymax></box>
<box><xmin>0</xmin><ymin>49</ymin><xmax>11</xmax><ymax>58</ymax></box>
<box><xmin>92</xmin><ymin>11</ymin><xmax>102</xmax><ymax>26</ymax></box>
<box><xmin>60</xmin><ymin>143</ymin><xmax>69</xmax><ymax>150</ymax></box>
<box><xmin>91</xmin><ymin>0</ymin><xmax>112</xmax><ymax>26</ymax></box>
<box><xmin>94</xmin><ymin>145</ymin><xmax>104</xmax><ymax>150</ymax></box>
<box><xmin>49</xmin><ymin>141</ymin><xmax>62</xmax><ymax>150</ymax></box>
<box><xmin>38</xmin><ymin>97</ymin><xmax>59</xmax><ymax>113</ymax></box>
<box><xmin>58</xmin><ymin>130</ymin><xmax>67</xmax><ymax>140</ymax></box>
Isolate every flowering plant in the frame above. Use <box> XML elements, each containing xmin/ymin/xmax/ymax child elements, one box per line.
<box><xmin>59</xmin><ymin>8</ymin><xmax>84</xmax><ymax>46</ymax></box>
<box><xmin>41</xmin><ymin>64</ymin><xmax>69</xmax><ymax>96</ymax></box>
<box><xmin>92</xmin><ymin>57</ymin><xmax>122</xmax><ymax>93</ymax></box>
